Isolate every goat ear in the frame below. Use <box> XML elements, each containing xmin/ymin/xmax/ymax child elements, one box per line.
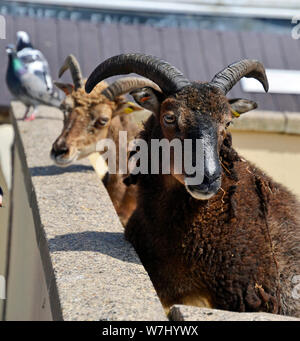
<box><xmin>54</xmin><ymin>81</ymin><xmax>74</xmax><ymax>95</ymax></box>
<box><xmin>229</xmin><ymin>98</ymin><xmax>258</xmax><ymax>118</ymax></box>
<box><xmin>112</xmin><ymin>101</ymin><xmax>143</xmax><ymax>118</ymax></box>
<box><xmin>129</xmin><ymin>87</ymin><xmax>164</xmax><ymax>116</ymax></box>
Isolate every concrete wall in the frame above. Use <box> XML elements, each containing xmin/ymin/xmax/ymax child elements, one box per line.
<box><xmin>0</xmin><ymin>167</ymin><xmax>10</xmax><ymax>319</ymax></box>
<box><xmin>0</xmin><ymin>123</ymin><xmax>14</xmax><ymax>320</ymax></box>
<box><xmin>4</xmin><ymin>140</ymin><xmax>53</xmax><ymax>320</ymax></box>
<box><xmin>232</xmin><ymin>131</ymin><xmax>300</xmax><ymax>201</ymax></box>
<box><xmin>0</xmin><ymin>120</ymin><xmax>53</xmax><ymax>321</ymax></box>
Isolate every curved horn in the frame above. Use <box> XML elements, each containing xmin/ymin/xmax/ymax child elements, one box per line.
<box><xmin>102</xmin><ymin>77</ymin><xmax>162</xmax><ymax>100</ymax></box>
<box><xmin>211</xmin><ymin>59</ymin><xmax>269</xmax><ymax>95</ymax></box>
<box><xmin>85</xmin><ymin>53</ymin><xmax>191</xmax><ymax>95</ymax></box>
<box><xmin>59</xmin><ymin>54</ymin><xmax>83</xmax><ymax>90</ymax></box>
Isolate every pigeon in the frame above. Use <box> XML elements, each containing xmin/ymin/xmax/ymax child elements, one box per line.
<box><xmin>6</xmin><ymin>44</ymin><xmax>61</xmax><ymax>121</ymax></box>
<box><xmin>16</xmin><ymin>31</ymin><xmax>53</xmax><ymax>92</ymax></box>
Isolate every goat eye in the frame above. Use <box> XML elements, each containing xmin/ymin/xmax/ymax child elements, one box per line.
<box><xmin>163</xmin><ymin>114</ymin><xmax>176</xmax><ymax>125</ymax></box>
<box><xmin>94</xmin><ymin>118</ymin><xmax>108</xmax><ymax>128</ymax></box>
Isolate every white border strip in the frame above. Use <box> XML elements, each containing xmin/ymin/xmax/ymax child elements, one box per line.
<box><xmin>14</xmin><ymin>0</ymin><xmax>300</xmax><ymax>19</ymax></box>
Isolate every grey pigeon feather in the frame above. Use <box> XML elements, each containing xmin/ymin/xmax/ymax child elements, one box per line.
<box><xmin>16</xmin><ymin>31</ymin><xmax>53</xmax><ymax>91</ymax></box>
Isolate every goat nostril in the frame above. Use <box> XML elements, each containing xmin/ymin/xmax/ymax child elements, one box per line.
<box><xmin>52</xmin><ymin>145</ymin><xmax>69</xmax><ymax>157</ymax></box>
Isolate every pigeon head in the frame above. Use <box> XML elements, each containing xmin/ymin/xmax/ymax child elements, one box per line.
<box><xmin>16</xmin><ymin>31</ymin><xmax>33</xmax><ymax>51</ymax></box>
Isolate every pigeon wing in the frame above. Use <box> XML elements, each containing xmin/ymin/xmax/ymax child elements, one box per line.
<box><xmin>18</xmin><ymin>48</ymin><xmax>53</xmax><ymax>91</ymax></box>
<box><xmin>20</xmin><ymin>72</ymin><xmax>61</xmax><ymax>107</ymax></box>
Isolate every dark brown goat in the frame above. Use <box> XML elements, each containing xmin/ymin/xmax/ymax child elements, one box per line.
<box><xmin>85</xmin><ymin>54</ymin><xmax>300</xmax><ymax>317</ymax></box>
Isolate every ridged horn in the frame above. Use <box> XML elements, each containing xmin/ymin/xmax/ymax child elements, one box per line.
<box><xmin>59</xmin><ymin>54</ymin><xmax>83</xmax><ymax>90</ymax></box>
<box><xmin>211</xmin><ymin>59</ymin><xmax>269</xmax><ymax>95</ymax></box>
<box><xmin>85</xmin><ymin>53</ymin><xmax>191</xmax><ymax>95</ymax></box>
<box><xmin>102</xmin><ymin>77</ymin><xmax>162</xmax><ymax>100</ymax></box>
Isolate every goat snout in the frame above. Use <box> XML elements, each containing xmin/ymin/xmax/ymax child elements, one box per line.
<box><xmin>50</xmin><ymin>138</ymin><xmax>74</xmax><ymax>166</ymax></box>
<box><xmin>51</xmin><ymin>139</ymin><xmax>69</xmax><ymax>156</ymax></box>
<box><xmin>185</xmin><ymin>174</ymin><xmax>221</xmax><ymax>200</ymax></box>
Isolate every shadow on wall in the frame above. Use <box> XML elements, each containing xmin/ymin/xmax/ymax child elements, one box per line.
<box><xmin>49</xmin><ymin>231</ymin><xmax>139</xmax><ymax>265</ymax></box>
<box><xmin>30</xmin><ymin>164</ymin><xmax>93</xmax><ymax>177</ymax></box>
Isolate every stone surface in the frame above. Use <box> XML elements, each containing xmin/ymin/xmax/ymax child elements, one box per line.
<box><xmin>12</xmin><ymin>102</ymin><xmax>166</xmax><ymax>321</ymax></box>
<box><xmin>285</xmin><ymin>112</ymin><xmax>300</xmax><ymax>135</ymax></box>
<box><xmin>230</xmin><ymin>110</ymin><xmax>286</xmax><ymax>133</ymax></box>
<box><xmin>170</xmin><ymin>305</ymin><xmax>300</xmax><ymax>321</ymax></box>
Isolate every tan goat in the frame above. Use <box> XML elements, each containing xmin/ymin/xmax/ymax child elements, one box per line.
<box><xmin>51</xmin><ymin>55</ymin><xmax>157</xmax><ymax>224</ymax></box>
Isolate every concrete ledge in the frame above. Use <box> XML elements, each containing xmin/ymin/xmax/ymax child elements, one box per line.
<box><xmin>11</xmin><ymin>101</ymin><xmax>166</xmax><ymax>321</ymax></box>
<box><xmin>285</xmin><ymin>112</ymin><xmax>300</xmax><ymax>135</ymax></box>
<box><xmin>230</xmin><ymin>110</ymin><xmax>300</xmax><ymax>135</ymax></box>
<box><xmin>170</xmin><ymin>305</ymin><xmax>300</xmax><ymax>321</ymax></box>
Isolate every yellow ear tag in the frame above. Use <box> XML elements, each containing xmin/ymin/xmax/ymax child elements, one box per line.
<box><xmin>231</xmin><ymin>109</ymin><xmax>240</xmax><ymax>118</ymax></box>
<box><xmin>124</xmin><ymin>107</ymin><xmax>134</xmax><ymax>114</ymax></box>
<box><xmin>124</xmin><ymin>102</ymin><xmax>136</xmax><ymax>114</ymax></box>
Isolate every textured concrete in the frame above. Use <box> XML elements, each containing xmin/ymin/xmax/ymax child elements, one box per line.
<box><xmin>230</xmin><ymin>110</ymin><xmax>300</xmax><ymax>135</ymax></box>
<box><xmin>170</xmin><ymin>305</ymin><xmax>300</xmax><ymax>321</ymax></box>
<box><xmin>0</xmin><ymin>122</ymin><xmax>14</xmax><ymax>319</ymax></box>
<box><xmin>285</xmin><ymin>112</ymin><xmax>300</xmax><ymax>135</ymax></box>
<box><xmin>4</xmin><ymin>144</ymin><xmax>52</xmax><ymax>321</ymax></box>
<box><xmin>12</xmin><ymin>101</ymin><xmax>166</xmax><ymax>321</ymax></box>
<box><xmin>231</xmin><ymin>110</ymin><xmax>286</xmax><ymax>133</ymax></box>
<box><xmin>0</xmin><ymin>124</ymin><xmax>14</xmax><ymax>190</ymax></box>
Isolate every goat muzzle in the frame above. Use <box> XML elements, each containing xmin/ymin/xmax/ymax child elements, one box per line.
<box><xmin>185</xmin><ymin>175</ymin><xmax>222</xmax><ymax>200</ymax></box>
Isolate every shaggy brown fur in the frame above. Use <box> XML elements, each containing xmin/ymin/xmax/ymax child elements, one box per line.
<box><xmin>104</xmin><ymin>114</ymin><xmax>139</xmax><ymax>225</ymax></box>
<box><xmin>125</xmin><ymin>84</ymin><xmax>300</xmax><ymax>317</ymax></box>
<box><xmin>71</xmin><ymin>82</ymin><xmax>116</xmax><ymax>110</ymax></box>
